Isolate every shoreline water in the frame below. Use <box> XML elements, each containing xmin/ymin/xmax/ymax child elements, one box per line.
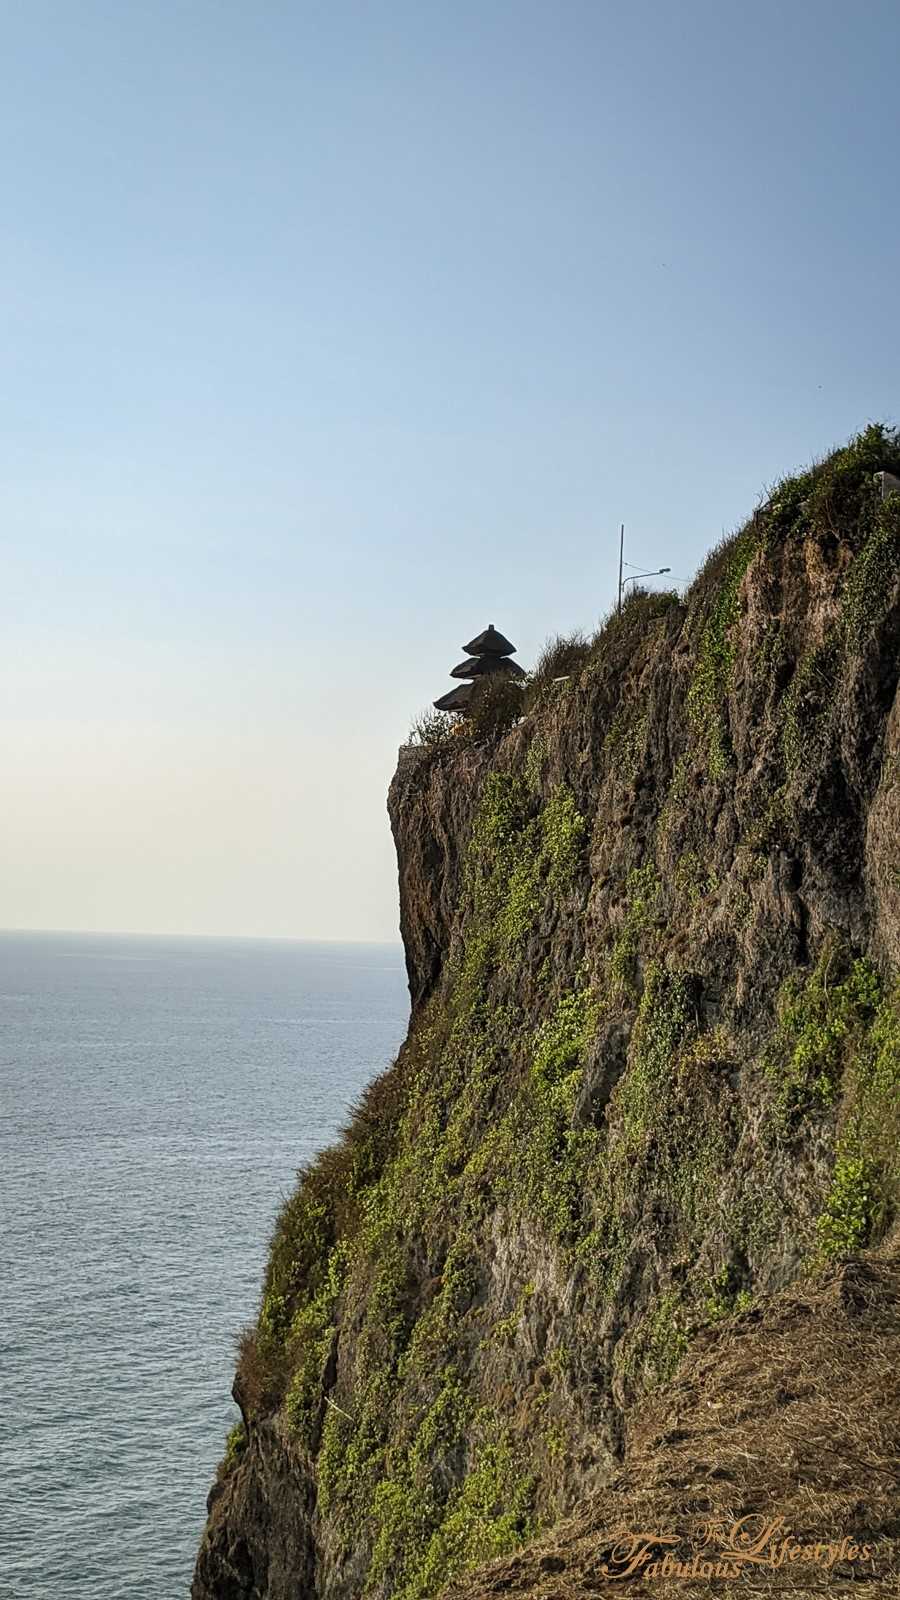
<box><xmin>2</xmin><ymin>932</ymin><xmax>409</xmax><ymax>1599</ymax></box>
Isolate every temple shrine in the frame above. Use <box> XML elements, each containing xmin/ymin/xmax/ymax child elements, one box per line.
<box><xmin>433</xmin><ymin>624</ymin><xmax>524</xmax><ymax>713</ymax></box>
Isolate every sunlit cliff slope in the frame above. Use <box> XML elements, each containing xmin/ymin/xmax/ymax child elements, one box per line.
<box><xmin>193</xmin><ymin>425</ymin><xmax>900</xmax><ymax>1599</ymax></box>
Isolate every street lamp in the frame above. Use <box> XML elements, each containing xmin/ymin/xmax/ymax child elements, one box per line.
<box><xmin>621</xmin><ymin>566</ymin><xmax>671</xmax><ymax>595</ymax></box>
<box><xmin>616</xmin><ymin>524</ymin><xmax>671</xmax><ymax>612</ymax></box>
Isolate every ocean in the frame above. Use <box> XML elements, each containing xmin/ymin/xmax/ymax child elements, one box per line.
<box><xmin>1</xmin><ymin>931</ymin><xmax>409</xmax><ymax>1599</ymax></box>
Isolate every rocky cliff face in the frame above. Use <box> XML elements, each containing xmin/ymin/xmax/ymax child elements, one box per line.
<box><xmin>193</xmin><ymin>426</ymin><xmax>900</xmax><ymax>1600</ymax></box>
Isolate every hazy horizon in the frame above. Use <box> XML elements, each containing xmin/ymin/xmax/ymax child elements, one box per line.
<box><xmin>3</xmin><ymin>1</ymin><xmax>899</xmax><ymax>941</ymax></box>
<box><xmin>0</xmin><ymin>925</ymin><xmax>402</xmax><ymax>945</ymax></box>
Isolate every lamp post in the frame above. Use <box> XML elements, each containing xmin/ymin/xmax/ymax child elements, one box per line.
<box><xmin>618</xmin><ymin>563</ymin><xmax>671</xmax><ymax>611</ymax></box>
<box><xmin>617</xmin><ymin>523</ymin><xmax>625</xmax><ymax>616</ymax></box>
<box><xmin>616</xmin><ymin>525</ymin><xmax>671</xmax><ymax>612</ymax></box>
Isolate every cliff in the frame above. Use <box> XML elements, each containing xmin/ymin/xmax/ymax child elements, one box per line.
<box><xmin>193</xmin><ymin>425</ymin><xmax>900</xmax><ymax>1599</ymax></box>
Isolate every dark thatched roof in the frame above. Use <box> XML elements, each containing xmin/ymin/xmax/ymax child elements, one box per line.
<box><xmin>433</xmin><ymin>683</ymin><xmax>474</xmax><ymax>713</ymax></box>
<box><xmin>462</xmin><ymin>623</ymin><xmax>515</xmax><ymax>657</ymax></box>
<box><xmin>450</xmin><ymin>655</ymin><xmax>526</xmax><ymax>680</ymax></box>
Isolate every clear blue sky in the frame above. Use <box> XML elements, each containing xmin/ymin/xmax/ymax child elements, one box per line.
<box><xmin>3</xmin><ymin>0</ymin><xmax>898</xmax><ymax>940</ymax></box>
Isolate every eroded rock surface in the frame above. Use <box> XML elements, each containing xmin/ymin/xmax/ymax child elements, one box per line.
<box><xmin>193</xmin><ymin>427</ymin><xmax>900</xmax><ymax>1600</ymax></box>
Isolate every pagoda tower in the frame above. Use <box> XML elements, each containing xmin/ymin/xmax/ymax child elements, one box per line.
<box><xmin>433</xmin><ymin>624</ymin><xmax>524</xmax><ymax>713</ymax></box>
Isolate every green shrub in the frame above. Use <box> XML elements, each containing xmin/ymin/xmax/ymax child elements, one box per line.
<box><xmin>524</xmin><ymin>732</ymin><xmax>547</xmax><ymax>795</ymax></box>
<box><xmin>703</xmin><ymin>1263</ymin><xmax>753</xmax><ymax>1324</ymax></box>
<box><xmin>402</xmin><ymin>1432</ymin><xmax>535</xmax><ymax>1600</ymax></box>
<box><xmin>616</xmin><ymin>1289</ymin><xmax>689</xmax><ymax>1389</ymax></box>
<box><xmin>284</xmin><ymin>1243</ymin><xmax>349</xmax><ymax>1444</ymax></box>
<box><xmin>408</xmin><ymin>707</ymin><xmax>455</xmax><ymax>748</ymax></box>
<box><xmin>466</xmin><ymin>674</ymin><xmax>525</xmax><ymax>740</ymax></box>
<box><xmin>687</xmin><ymin>529</ymin><xmax>757</xmax><ymax>779</ymax></box>
<box><xmin>609</xmin><ymin>864</ymin><xmax>660</xmax><ymax>997</ymax></box>
<box><xmin>616</xmin><ymin>966</ymin><xmax>692</xmax><ymax>1146</ymax></box>
<box><xmin>603</xmin><ymin>706</ymin><xmax>649</xmax><ymax>785</ymax></box>
<box><xmin>764</xmin><ymin>950</ymin><xmax>881</xmax><ymax>1123</ymax></box>
<box><xmin>540</xmin><ymin>784</ymin><xmax>586</xmax><ymax>893</ymax></box>
<box><xmin>842</xmin><ymin>494</ymin><xmax>900</xmax><ymax>650</ymax></box>
<box><xmin>816</xmin><ymin>978</ymin><xmax>900</xmax><ymax>1258</ymax></box>
<box><xmin>817</xmin><ymin>1153</ymin><xmax>879</xmax><ymax>1259</ymax></box>
<box><xmin>508</xmin><ymin>985</ymin><xmax>600</xmax><ymax>1241</ymax></box>
<box><xmin>759</xmin><ymin>423</ymin><xmax>899</xmax><ymax>552</ymax></box>
<box><xmin>219</xmin><ymin>1420</ymin><xmax>247</xmax><ymax>1479</ymax></box>
<box><xmin>463</xmin><ymin>775</ymin><xmax>586</xmax><ymax>965</ymax></box>
<box><xmin>803</xmin><ymin>422</ymin><xmax>899</xmax><ymax>542</ymax></box>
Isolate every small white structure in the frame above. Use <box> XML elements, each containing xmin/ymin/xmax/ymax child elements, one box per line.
<box><xmin>874</xmin><ymin>470</ymin><xmax>900</xmax><ymax>500</ymax></box>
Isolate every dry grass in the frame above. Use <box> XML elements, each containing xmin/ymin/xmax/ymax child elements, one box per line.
<box><xmin>233</xmin><ymin>1324</ymin><xmax>288</xmax><ymax>1418</ymax></box>
<box><xmin>524</xmin><ymin>633</ymin><xmax>592</xmax><ymax>705</ymax></box>
<box><xmin>442</xmin><ymin>1243</ymin><xmax>900</xmax><ymax>1597</ymax></box>
<box><xmin>587</xmin><ymin>587</ymin><xmax>683</xmax><ymax>663</ymax></box>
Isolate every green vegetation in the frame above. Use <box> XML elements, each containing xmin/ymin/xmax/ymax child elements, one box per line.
<box><xmin>573</xmin><ymin>963</ymin><xmax>735</xmax><ymax>1319</ymax></box>
<box><xmin>673</xmin><ymin>850</ymin><xmax>718</xmax><ymax>907</ymax></box>
<box><xmin>781</xmin><ymin>637</ymin><xmax>840</xmax><ymax>779</ymax></box>
<box><xmin>763</xmin><ymin>422</ymin><xmax>899</xmax><ymax>548</ymax></box>
<box><xmin>616</xmin><ymin>967</ymin><xmax>692</xmax><ymax>1146</ymax></box>
<box><xmin>761</xmin><ymin>946</ymin><xmax>899</xmax><ymax>1260</ymax></box>
<box><xmin>246</xmin><ymin>768</ymin><xmax>597</xmax><ymax>1592</ymax></box>
<box><xmin>463</xmin><ymin>772</ymin><xmax>587</xmax><ymax>966</ymax></box>
<box><xmin>739</xmin><ymin>783</ymin><xmax>788</xmax><ymax>855</ymax></box>
<box><xmin>816</xmin><ymin>978</ymin><xmax>900</xmax><ymax>1259</ymax></box>
<box><xmin>584</xmin><ymin>587</ymin><xmax>681</xmax><ymax>675</ymax></box>
<box><xmin>466</xmin><ymin>674</ymin><xmax>526</xmax><ymax>740</ymax></box>
<box><xmin>609</xmin><ymin>863</ymin><xmax>660</xmax><ymax>997</ymax></box>
<box><xmin>524</xmin><ymin>631</ymin><xmax>590</xmax><ymax>709</ymax></box>
<box><xmin>602</xmin><ymin>706</ymin><xmax>648</xmax><ymax>785</ymax></box>
<box><xmin>687</xmin><ymin>528</ymin><xmax>757</xmax><ymax>778</ymax></box>
<box><xmin>685</xmin><ymin>426</ymin><xmax>900</xmax><ymax>788</ymax></box>
<box><xmin>655</xmin><ymin>753</ymin><xmax>691</xmax><ymax>853</ymax></box>
<box><xmin>843</xmin><ymin>492</ymin><xmax>900</xmax><ymax>649</ymax></box>
<box><xmin>284</xmin><ymin>1243</ymin><xmax>348</xmax><ymax>1444</ymax></box>
<box><xmin>603</xmin><ymin>967</ymin><xmax>731</xmax><ymax>1238</ymax></box>
<box><xmin>541</xmin><ymin>785</ymin><xmax>587</xmax><ymax>894</ymax></box>
<box><xmin>702</xmin><ymin>1263</ymin><xmax>753</xmax><ymax>1324</ymax></box>
<box><xmin>614</xmin><ymin>1288</ymin><xmax>689</xmax><ymax>1390</ymax></box>
<box><xmin>305</xmin><ymin>988</ymin><xmax>579</xmax><ymax>1583</ymax></box>
<box><xmin>817</xmin><ymin>1153</ymin><xmax>879</xmax><ymax>1259</ymax></box>
<box><xmin>642</xmin><ymin>1291</ymin><xmax>690</xmax><ymax>1385</ymax></box>
<box><xmin>491</xmin><ymin>1281</ymin><xmax>536</xmax><ymax>1345</ymax></box>
<box><xmin>510</xmin><ymin>985</ymin><xmax>600</xmax><ymax>1240</ymax></box>
<box><xmin>524</xmin><ymin>732</ymin><xmax>547</xmax><ymax>795</ymax></box>
<box><xmin>227</xmin><ymin>424</ymin><xmax>900</xmax><ymax>1600</ymax></box>
<box><xmin>764</xmin><ymin>949</ymin><xmax>882</xmax><ymax>1124</ymax></box>
<box><xmin>219</xmin><ymin>1420</ymin><xmax>247</xmax><ymax>1479</ymax></box>
<box><xmin>419</xmin><ymin>1433</ymin><xmax>534</xmax><ymax>1589</ymax></box>
<box><xmin>408</xmin><ymin>707</ymin><xmax>455</xmax><ymax>749</ymax></box>
<box><xmin>407</xmin><ymin>677</ymin><xmax>526</xmax><ymax>755</ymax></box>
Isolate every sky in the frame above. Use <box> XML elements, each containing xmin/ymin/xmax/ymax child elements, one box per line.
<box><xmin>2</xmin><ymin>0</ymin><xmax>899</xmax><ymax>942</ymax></box>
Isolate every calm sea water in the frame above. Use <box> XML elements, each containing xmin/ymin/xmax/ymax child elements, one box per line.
<box><xmin>1</xmin><ymin>931</ymin><xmax>409</xmax><ymax>1599</ymax></box>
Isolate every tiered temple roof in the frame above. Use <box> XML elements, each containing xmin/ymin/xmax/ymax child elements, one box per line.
<box><xmin>449</xmin><ymin>655</ymin><xmax>526</xmax><ymax>680</ymax></box>
<box><xmin>462</xmin><ymin>624</ymin><xmax>515</xmax><ymax>656</ymax></box>
<box><xmin>433</xmin><ymin>624</ymin><xmax>523</xmax><ymax>712</ymax></box>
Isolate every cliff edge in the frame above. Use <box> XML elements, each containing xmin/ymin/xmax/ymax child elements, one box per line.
<box><xmin>193</xmin><ymin>426</ymin><xmax>900</xmax><ymax>1598</ymax></box>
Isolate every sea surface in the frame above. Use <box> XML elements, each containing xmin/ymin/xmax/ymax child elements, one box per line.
<box><xmin>1</xmin><ymin>931</ymin><xmax>409</xmax><ymax>1599</ymax></box>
